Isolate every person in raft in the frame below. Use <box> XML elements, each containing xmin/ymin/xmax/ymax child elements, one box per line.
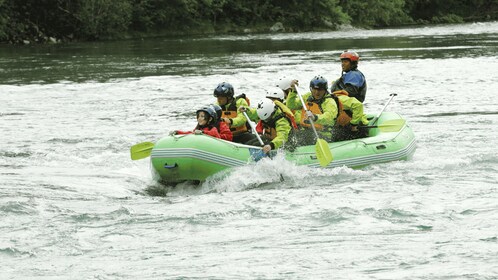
<box><xmin>209</xmin><ymin>104</ymin><xmax>233</xmax><ymax>141</ymax></box>
<box><xmin>330</xmin><ymin>50</ymin><xmax>367</xmax><ymax>103</ymax></box>
<box><xmin>245</xmin><ymin>98</ymin><xmax>297</xmax><ymax>154</ymax></box>
<box><xmin>239</xmin><ymin>86</ymin><xmax>285</xmax><ymax>122</ymax></box>
<box><xmin>287</xmin><ymin>75</ymin><xmax>370</xmax><ymax>143</ymax></box>
<box><xmin>276</xmin><ymin>77</ymin><xmax>302</xmax><ymax>126</ymax></box>
<box><xmin>213</xmin><ymin>82</ymin><xmax>256</xmax><ymax>144</ymax></box>
<box><xmin>276</xmin><ymin>76</ymin><xmax>299</xmax><ymax>102</ymax></box>
<box><xmin>172</xmin><ymin>106</ymin><xmax>221</xmax><ymax>138</ymax></box>
<box><xmin>286</xmin><ymin>75</ymin><xmax>338</xmax><ymax>145</ymax></box>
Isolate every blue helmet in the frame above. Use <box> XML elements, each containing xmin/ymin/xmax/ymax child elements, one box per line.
<box><xmin>309</xmin><ymin>75</ymin><xmax>328</xmax><ymax>91</ymax></box>
<box><xmin>196</xmin><ymin>106</ymin><xmax>217</xmax><ymax>125</ymax></box>
<box><xmin>213</xmin><ymin>82</ymin><xmax>234</xmax><ymax>97</ymax></box>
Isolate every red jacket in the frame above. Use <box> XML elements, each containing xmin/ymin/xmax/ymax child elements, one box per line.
<box><xmin>175</xmin><ymin>126</ymin><xmax>221</xmax><ymax>138</ymax></box>
<box><xmin>218</xmin><ymin>121</ymin><xmax>233</xmax><ymax>141</ymax></box>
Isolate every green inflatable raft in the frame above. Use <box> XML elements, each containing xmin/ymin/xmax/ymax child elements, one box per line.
<box><xmin>147</xmin><ymin>112</ymin><xmax>416</xmax><ymax>183</ymax></box>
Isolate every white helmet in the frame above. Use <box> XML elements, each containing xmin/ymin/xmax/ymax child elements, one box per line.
<box><xmin>256</xmin><ymin>98</ymin><xmax>276</xmax><ymax>121</ymax></box>
<box><xmin>265</xmin><ymin>86</ymin><xmax>285</xmax><ymax>101</ymax></box>
<box><xmin>276</xmin><ymin>77</ymin><xmax>293</xmax><ymax>90</ymax></box>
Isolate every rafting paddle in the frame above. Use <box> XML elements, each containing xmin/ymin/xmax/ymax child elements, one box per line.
<box><xmin>241</xmin><ymin>110</ymin><xmax>268</xmax><ymax>160</ymax></box>
<box><xmin>371</xmin><ymin>93</ymin><xmax>397</xmax><ymax>126</ymax></box>
<box><xmin>242</xmin><ymin>111</ymin><xmax>265</xmax><ymax>146</ymax></box>
<box><xmin>130</xmin><ymin>141</ymin><xmax>154</xmax><ymax>160</ymax></box>
<box><xmin>362</xmin><ymin>119</ymin><xmax>405</xmax><ymax>132</ymax></box>
<box><xmin>294</xmin><ymin>86</ymin><xmax>333</xmax><ymax>167</ymax></box>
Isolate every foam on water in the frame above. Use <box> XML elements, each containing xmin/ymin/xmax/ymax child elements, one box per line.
<box><xmin>1</xmin><ymin>22</ymin><xmax>498</xmax><ymax>279</ymax></box>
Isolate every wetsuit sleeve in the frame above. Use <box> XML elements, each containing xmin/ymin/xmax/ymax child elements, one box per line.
<box><xmin>231</xmin><ymin>98</ymin><xmax>249</xmax><ymax>128</ymax></box>
<box><xmin>245</xmin><ymin>106</ymin><xmax>259</xmax><ymax>122</ymax></box>
<box><xmin>271</xmin><ymin>118</ymin><xmax>291</xmax><ymax>150</ymax></box>
<box><xmin>285</xmin><ymin>90</ymin><xmax>303</xmax><ymax>110</ymax></box>
<box><xmin>339</xmin><ymin>95</ymin><xmax>368</xmax><ymax>125</ymax></box>
<box><xmin>293</xmin><ymin>109</ymin><xmax>302</xmax><ymax>125</ymax></box>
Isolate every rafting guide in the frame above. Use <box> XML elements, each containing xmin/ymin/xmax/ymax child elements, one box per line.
<box><xmin>331</xmin><ymin>50</ymin><xmax>367</xmax><ymax>103</ymax></box>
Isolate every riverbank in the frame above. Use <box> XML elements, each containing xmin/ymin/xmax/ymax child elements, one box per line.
<box><xmin>2</xmin><ymin>0</ymin><xmax>496</xmax><ymax>45</ymax></box>
<box><xmin>7</xmin><ymin>18</ymin><xmax>496</xmax><ymax>46</ymax></box>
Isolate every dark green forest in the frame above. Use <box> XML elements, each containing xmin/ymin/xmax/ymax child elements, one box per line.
<box><xmin>1</xmin><ymin>0</ymin><xmax>497</xmax><ymax>43</ymax></box>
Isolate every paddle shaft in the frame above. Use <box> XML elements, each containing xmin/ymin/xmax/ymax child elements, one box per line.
<box><xmin>362</xmin><ymin>124</ymin><xmax>398</xmax><ymax>129</ymax></box>
<box><xmin>242</xmin><ymin>111</ymin><xmax>265</xmax><ymax>146</ymax></box>
<box><xmin>371</xmin><ymin>93</ymin><xmax>397</xmax><ymax>126</ymax></box>
<box><xmin>294</xmin><ymin>85</ymin><xmax>334</xmax><ymax>166</ymax></box>
<box><xmin>295</xmin><ymin>86</ymin><xmax>320</xmax><ymax>139</ymax></box>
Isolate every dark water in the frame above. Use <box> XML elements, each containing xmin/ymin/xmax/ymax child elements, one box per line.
<box><xmin>1</xmin><ymin>22</ymin><xmax>498</xmax><ymax>279</ymax></box>
<box><xmin>1</xmin><ymin>22</ymin><xmax>497</xmax><ymax>84</ymax></box>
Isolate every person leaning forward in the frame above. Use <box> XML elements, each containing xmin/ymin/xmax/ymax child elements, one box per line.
<box><xmin>286</xmin><ymin>75</ymin><xmax>338</xmax><ymax>145</ymax></box>
<box><xmin>245</xmin><ymin>98</ymin><xmax>297</xmax><ymax>154</ymax></box>
<box><xmin>277</xmin><ymin>76</ymin><xmax>302</xmax><ymax>125</ymax></box>
<box><xmin>213</xmin><ymin>82</ymin><xmax>256</xmax><ymax>144</ymax></box>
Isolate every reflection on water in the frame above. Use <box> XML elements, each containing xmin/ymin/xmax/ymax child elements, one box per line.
<box><xmin>1</xmin><ymin>22</ymin><xmax>497</xmax><ymax>84</ymax></box>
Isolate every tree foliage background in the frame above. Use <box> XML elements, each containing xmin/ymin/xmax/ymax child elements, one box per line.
<box><xmin>0</xmin><ymin>0</ymin><xmax>496</xmax><ymax>43</ymax></box>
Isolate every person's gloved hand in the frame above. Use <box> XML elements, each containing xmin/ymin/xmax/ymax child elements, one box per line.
<box><xmin>238</xmin><ymin>107</ymin><xmax>247</xmax><ymax>113</ymax></box>
<box><xmin>290</xmin><ymin>79</ymin><xmax>299</xmax><ymax>89</ymax></box>
<box><xmin>307</xmin><ymin>111</ymin><xmax>318</xmax><ymax>121</ymax></box>
<box><xmin>304</xmin><ymin>112</ymin><xmax>318</xmax><ymax>124</ymax></box>
<box><xmin>262</xmin><ymin>144</ymin><xmax>272</xmax><ymax>154</ymax></box>
<box><xmin>350</xmin><ymin>122</ymin><xmax>368</xmax><ymax>132</ymax></box>
<box><xmin>194</xmin><ymin>130</ymin><xmax>203</xmax><ymax>135</ymax></box>
<box><xmin>169</xmin><ymin>130</ymin><xmax>177</xmax><ymax>136</ymax></box>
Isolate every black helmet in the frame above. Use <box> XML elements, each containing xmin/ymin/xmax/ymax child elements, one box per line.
<box><xmin>309</xmin><ymin>75</ymin><xmax>328</xmax><ymax>91</ymax></box>
<box><xmin>196</xmin><ymin>106</ymin><xmax>217</xmax><ymax>125</ymax></box>
<box><xmin>209</xmin><ymin>104</ymin><xmax>222</xmax><ymax>120</ymax></box>
<box><xmin>213</xmin><ymin>82</ymin><xmax>234</xmax><ymax>97</ymax></box>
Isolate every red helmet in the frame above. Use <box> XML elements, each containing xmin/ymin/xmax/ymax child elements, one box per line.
<box><xmin>340</xmin><ymin>51</ymin><xmax>359</xmax><ymax>62</ymax></box>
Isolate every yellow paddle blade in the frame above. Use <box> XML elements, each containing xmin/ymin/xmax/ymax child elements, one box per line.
<box><xmin>130</xmin><ymin>142</ymin><xmax>155</xmax><ymax>160</ymax></box>
<box><xmin>377</xmin><ymin>119</ymin><xmax>406</xmax><ymax>132</ymax></box>
<box><xmin>315</xmin><ymin>138</ymin><xmax>333</xmax><ymax>167</ymax></box>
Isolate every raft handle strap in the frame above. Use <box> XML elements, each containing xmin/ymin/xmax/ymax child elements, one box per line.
<box><xmin>164</xmin><ymin>163</ymin><xmax>178</xmax><ymax>169</ymax></box>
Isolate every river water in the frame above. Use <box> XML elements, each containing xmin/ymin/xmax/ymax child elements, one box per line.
<box><xmin>1</xmin><ymin>22</ymin><xmax>498</xmax><ymax>279</ymax></box>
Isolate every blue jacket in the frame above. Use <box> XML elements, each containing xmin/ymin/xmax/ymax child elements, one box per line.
<box><xmin>331</xmin><ymin>69</ymin><xmax>367</xmax><ymax>103</ymax></box>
